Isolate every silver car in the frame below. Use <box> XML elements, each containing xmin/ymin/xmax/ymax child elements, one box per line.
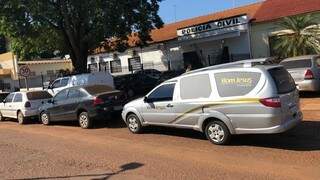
<box><xmin>280</xmin><ymin>55</ymin><xmax>320</xmax><ymax>92</ymax></box>
<box><xmin>122</xmin><ymin>59</ymin><xmax>303</xmax><ymax>145</ymax></box>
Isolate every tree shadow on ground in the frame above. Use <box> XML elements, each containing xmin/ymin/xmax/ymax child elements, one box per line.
<box><xmin>13</xmin><ymin>162</ymin><xmax>144</xmax><ymax>180</ymax></box>
<box><xmin>299</xmin><ymin>92</ymin><xmax>320</xmax><ymax>98</ymax></box>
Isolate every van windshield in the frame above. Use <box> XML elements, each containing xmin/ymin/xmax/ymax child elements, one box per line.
<box><xmin>268</xmin><ymin>67</ymin><xmax>296</xmax><ymax>94</ymax></box>
<box><xmin>280</xmin><ymin>59</ymin><xmax>311</xmax><ymax>69</ymax></box>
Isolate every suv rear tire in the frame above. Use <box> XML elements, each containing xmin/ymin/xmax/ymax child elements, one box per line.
<box><xmin>17</xmin><ymin>111</ymin><xmax>26</xmax><ymax>125</ymax></box>
<box><xmin>205</xmin><ymin>121</ymin><xmax>231</xmax><ymax>145</ymax></box>
<box><xmin>78</xmin><ymin>111</ymin><xmax>92</xmax><ymax>129</ymax></box>
<box><xmin>0</xmin><ymin>112</ymin><xmax>4</xmax><ymax>121</ymax></box>
<box><xmin>126</xmin><ymin>114</ymin><xmax>143</xmax><ymax>134</ymax></box>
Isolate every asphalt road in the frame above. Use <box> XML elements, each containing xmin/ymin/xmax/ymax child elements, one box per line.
<box><xmin>0</xmin><ymin>96</ymin><xmax>320</xmax><ymax>180</ymax></box>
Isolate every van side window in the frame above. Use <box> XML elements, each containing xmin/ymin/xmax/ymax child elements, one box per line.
<box><xmin>180</xmin><ymin>74</ymin><xmax>212</xmax><ymax>100</ymax></box>
<box><xmin>148</xmin><ymin>84</ymin><xmax>175</xmax><ymax>102</ymax></box>
<box><xmin>215</xmin><ymin>72</ymin><xmax>261</xmax><ymax>97</ymax></box>
<box><xmin>13</xmin><ymin>93</ymin><xmax>23</xmax><ymax>102</ymax></box>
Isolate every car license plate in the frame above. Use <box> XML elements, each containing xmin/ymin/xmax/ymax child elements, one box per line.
<box><xmin>113</xmin><ymin>106</ymin><xmax>122</xmax><ymax>111</ymax></box>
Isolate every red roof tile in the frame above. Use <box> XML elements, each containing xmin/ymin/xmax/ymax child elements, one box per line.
<box><xmin>254</xmin><ymin>0</ymin><xmax>320</xmax><ymax>23</ymax></box>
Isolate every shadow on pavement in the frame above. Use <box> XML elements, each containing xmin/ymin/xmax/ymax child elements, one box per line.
<box><xmin>13</xmin><ymin>162</ymin><xmax>144</xmax><ymax>180</ymax></box>
<box><xmin>230</xmin><ymin>121</ymin><xmax>320</xmax><ymax>151</ymax></box>
<box><xmin>299</xmin><ymin>92</ymin><xmax>320</xmax><ymax>98</ymax></box>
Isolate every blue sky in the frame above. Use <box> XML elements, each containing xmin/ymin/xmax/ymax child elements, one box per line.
<box><xmin>159</xmin><ymin>0</ymin><xmax>260</xmax><ymax>24</ymax></box>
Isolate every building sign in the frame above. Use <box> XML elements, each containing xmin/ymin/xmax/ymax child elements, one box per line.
<box><xmin>128</xmin><ymin>57</ymin><xmax>142</xmax><ymax>71</ymax></box>
<box><xmin>177</xmin><ymin>15</ymin><xmax>248</xmax><ymax>37</ymax></box>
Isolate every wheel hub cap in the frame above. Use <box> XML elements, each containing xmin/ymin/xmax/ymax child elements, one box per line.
<box><xmin>208</xmin><ymin>124</ymin><xmax>225</xmax><ymax>143</ymax></box>
<box><xmin>128</xmin><ymin>117</ymin><xmax>138</xmax><ymax>131</ymax></box>
<box><xmin>80</xmin><ymin>115</ymin><xmax>88</xmax><ymax>127</ymax></box>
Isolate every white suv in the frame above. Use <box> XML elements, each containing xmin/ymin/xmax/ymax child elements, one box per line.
<box><xmin>0</xmin><ymin>91</ymin><xmax>52</xmax><ymax>124</ymax></box>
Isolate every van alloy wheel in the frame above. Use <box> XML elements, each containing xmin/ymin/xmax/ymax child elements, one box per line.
<box><xmin>41</xmin><ymin>112</ymin><xmax>50</xmax><ymax>125</ymax></box>
<box><xmin>79</xmin><ymin>112</ymin><xmax>92</xmax><ymax>129</ymax></box>
<box><xmin>127</xmin><ymin>114</ymin><xmax>142</xmax><ymax>133</ymax></box>
<box><xmin>205</xmin><ymin>121</ymin><xmax>231</xmax><ymax>145</ymax></box>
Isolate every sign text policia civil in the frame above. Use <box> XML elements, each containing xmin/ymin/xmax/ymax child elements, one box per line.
<box><xmin>177</xmin><ymin>15</ymin><xmax>248</xmax><ymax>37</ymax></box>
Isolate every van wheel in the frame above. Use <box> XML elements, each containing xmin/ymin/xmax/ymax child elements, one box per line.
<box><xmin>40</xmin><ymin>111</ymin><xmax>50</xmax><ymax>125</ymax></box>
<box><xmin>17</xmin><ymin>111</ymin><xmax>26</xmax><ymax>125</ymax></box>
<box><xmin>205</xmin><ymin>121</ymin><xmax>231</xmax><ymax>145</ymax></box>
<box><xmin>126</xmin><ymin>114</ymin><xmax>143</xmax><ymax>134</ymax></box>
<box><xmin>78</xmin><ymin>111</ymin><xmax>92</xmax><ymax>129</ymax></box>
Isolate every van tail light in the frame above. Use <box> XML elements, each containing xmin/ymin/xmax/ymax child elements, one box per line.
<box><xmin>93</xmin><ymin>97</ymin><xmax>104</xmax><ymax>106</ymax></box>
<box><xmin>259</xmin><ymin>97</ymin><xmax>281</xmax><ymax>108</ymax></box>
<box><xmin>304</xmin><ymin>69</ymin><xmax>314</xmax><ymax>80</ymax></box>
<box><xmin>24</xmin><ymin>101</ymin><xmax>31</xmax><ymax>108</ymax></box>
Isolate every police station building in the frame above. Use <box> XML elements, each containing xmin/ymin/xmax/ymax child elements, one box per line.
<box><xmin>88</xmin><ymin>0</ymin><xmax>320</xmax><ymax>75</ymax></box>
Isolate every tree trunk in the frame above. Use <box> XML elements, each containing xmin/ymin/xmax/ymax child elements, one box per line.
<box><xmin>70</xmin><ymin>50</ymin><xmax>88</xmax><ymax>73</ymax></box>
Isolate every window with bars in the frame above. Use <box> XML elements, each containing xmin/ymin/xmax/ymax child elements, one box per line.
<box><xmin>110</xmin><ymin>60</ymin><xmax>122</xmax><ymax>73</ymax></box>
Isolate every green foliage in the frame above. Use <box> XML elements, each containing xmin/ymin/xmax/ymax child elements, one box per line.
<box><xmin>0</xmin><ymin>35</ymin><xmax>6</xmax><ymax>54</ymax></box>
<box><xmin>0</xmin><ymin>0</ymin><xmax>163</xmax><ymax>72</ymax></box>
<box><xmin>273</xmin><ymin>14</ymin><xmax>320</xmax><ymax>58</ymax></box>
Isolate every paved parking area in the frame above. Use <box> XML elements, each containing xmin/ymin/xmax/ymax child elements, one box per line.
<box><xmin>0</xmin><ymin>95</ymin><xmax>320</xmax><ymax>180</ymax></box>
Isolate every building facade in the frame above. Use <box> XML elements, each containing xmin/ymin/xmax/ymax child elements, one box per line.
<box><xmin>88</xmin><ymin>0</ymin><xmax>320</xmax><ymax>75</ymax></box>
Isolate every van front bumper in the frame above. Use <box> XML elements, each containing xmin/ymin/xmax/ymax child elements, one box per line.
<box><xmin>234</xmin><ymin>111</ymin><xmax>303</xmax><ymax>134</ymax></box>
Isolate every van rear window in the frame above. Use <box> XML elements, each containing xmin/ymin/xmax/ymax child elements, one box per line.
<box><xmin>27</xmin><ymin>91</ymin><xmax>52</xmax><ymax>100</ymax></box>
<box><xmin>280</xmin><ymin>59</ymin><xmax>311</xmax><ymax>69</ymax></box>
<box><xmin>268</xmin><ymin>67</ymin><xmax>296</xmax><ymax>94</ymax></box>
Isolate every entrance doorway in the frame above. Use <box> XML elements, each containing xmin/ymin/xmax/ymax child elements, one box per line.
<box><xmin>183</xmin><ymin>51</ymin><xmax>203</xmax><ymax>70</ymax></box>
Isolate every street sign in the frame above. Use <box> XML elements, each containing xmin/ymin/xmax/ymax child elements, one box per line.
<box><xmin>19</xmin><ymin>65</ymin><xmax>31</xmax><ymax>77</ymax></box>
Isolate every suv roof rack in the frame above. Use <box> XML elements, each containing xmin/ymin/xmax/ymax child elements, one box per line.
<box><xmin>184</xmin><ymin>58</ymin><xmax>276</xmax><ymax>75</ymax></box>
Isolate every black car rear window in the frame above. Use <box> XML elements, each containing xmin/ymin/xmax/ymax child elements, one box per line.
<box><xmin>268</xmin><ymin>67</ymin><xmax>296</xmax><ymax>94</ymax></box>
<box><xmin>84</xmin><ymin>85</ymin><xmax>114</xmax><ymax>95</ymax></box>
<box><xmin>280</xmin><ymin>59</ymin><xmax>312</xmax><ymax>69</ymax></box>
<box><xmin>27</xmin><ymin>91</ymin><xmax>52</xmax><ymax>100</ymax></box>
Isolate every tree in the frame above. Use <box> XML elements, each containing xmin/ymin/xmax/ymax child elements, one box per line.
<box><xmin>0</xmin><ymin>0</ymin><xmax>163</xmax><ymax>73</ymax></box>
<box><xmin>272</xmin><ymin>14</ymin><xmax>320</xmax><ymax>58</ymax></box>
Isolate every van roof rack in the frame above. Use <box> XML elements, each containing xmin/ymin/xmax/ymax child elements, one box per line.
<box><xmin>184</xmin><ymin>58</ymin><xmax>276</xmax><ymax>75</ymax></box>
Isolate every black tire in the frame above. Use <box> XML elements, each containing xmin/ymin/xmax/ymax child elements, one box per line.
<box><xmin>40</xmin><ymin>111</ymin><xmax>50</xmax><ymax>125</ymax></box>
<box><xmin>205</xmin><ymin>121</ymin><xmax>231</xmax><ymax>145</ymax></box>
<box><xmin>126</xmin><ymin>113</ymin><xmax>143</xmax><ymax>134</ymax></box>
<box><xmin>78</xmin><ymin>111</ymin><xmax>92</xmax><ymax>129</ymax></box>
<box><xmin>0</xmin><ymin>111</ymin><xmax>4</xmax><ymax>122</ymax></box>
<box><xmin>17</xmin><ymin>111</ymin><xmax>26</xmax><ymax>125</ymax></box>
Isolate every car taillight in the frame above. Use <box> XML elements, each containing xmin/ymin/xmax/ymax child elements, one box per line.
<box><xmin>304</xmin><ymin>69</ymin><xmax>314</xmax><ymax>79</ymax></box>
<box><xmin>93</xmin><ymin>97</ymin><xmax>104</xmax><ymax>106</ymax></box>
<box><xmin>24</xmin><ymin>101</ymin><xmax>31</xmax><ymax>108</ymax></box>
<box><xmin>259</xmin><ymin>97</ymin><xmax>281</xmax><ymax>108</ymax></box>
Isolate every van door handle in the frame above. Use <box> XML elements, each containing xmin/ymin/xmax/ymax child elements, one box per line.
<box><xmin>166</xmin><ymin>104</ymin><xmax>174</xmax><ymax>108</ymax></box>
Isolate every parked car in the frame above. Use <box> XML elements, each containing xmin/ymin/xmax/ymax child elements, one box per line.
<box><xmin>122</xmin><ymin>59</ymin><xmax>302</xmax><ymax>145</ymax></box>
<box><xmin>280</xmin><ymin>55</ymin><xmax>320</xmax><ymax>92</ymax></box>
<box><xmin>114</xmin><ymin>73</ymin><xmax>159</xmax><ymax>99</ymax></box>
<box><xmin>0</xmin><ymin>91</ymin><xmax>52</xmax><ymax>124</ymax></box>
<box><xmin>47</xmin><ymin>71</ymin><xmax>114</xmax><ymax>95</ymax></box>
<box><xmin>134</xmin><ymin>69</ymin><xmax>162</xmax><ymax>79</ymax></box>
<box><xmin>39</xmin><ymin>85</ymin><xmax>124</xmax><ymax>129</ymax></box>
<box><xmin>157</xmin><ymin>70</ymin><xmax>185</xmax><ymax>84</ymax></box>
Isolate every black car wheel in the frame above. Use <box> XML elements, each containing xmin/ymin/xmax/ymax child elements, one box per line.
<box><xmin>40</xmin><ymin>111</ymin><xmax>50</xmax><ymax>125</ymax></box>
<box><xmin>205</xmin><ymin>121</ymin><xmax>231</xmax><ymax>145</ymax></box>
<box><xmin>78</xmin><ymin>111</ymin><xmax>92</xmax><ymax>129</ymax></box>
<box><xmin>0</xmin><ymin>111</ymin><xmax>4</xmax><ymax>121</ymax></box>
<box><xmin>126</xmin><ymin>114</ymin><xmax>143</xmax><ymax>134</ymax></box>
<box><xmin>17</xmin><ymin>111</ymin><xmax>26</xmax><ymax>125</ymax></box>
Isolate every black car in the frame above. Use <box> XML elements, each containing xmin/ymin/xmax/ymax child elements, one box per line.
<box><xmin>39</xmin><ymin>85</ymin><xmax>124</xmax><ymax>129</ymax></box>
<box><xmin>114</xmin><ymin>73</ymin><xmax>159</xmax><ymax>99</ymax></box>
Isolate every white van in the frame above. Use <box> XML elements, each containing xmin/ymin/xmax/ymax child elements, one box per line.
<box><xmin>47</xmin><ymin>71</ymin><xmax>114</xmax><ymax>95</ymax></box>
